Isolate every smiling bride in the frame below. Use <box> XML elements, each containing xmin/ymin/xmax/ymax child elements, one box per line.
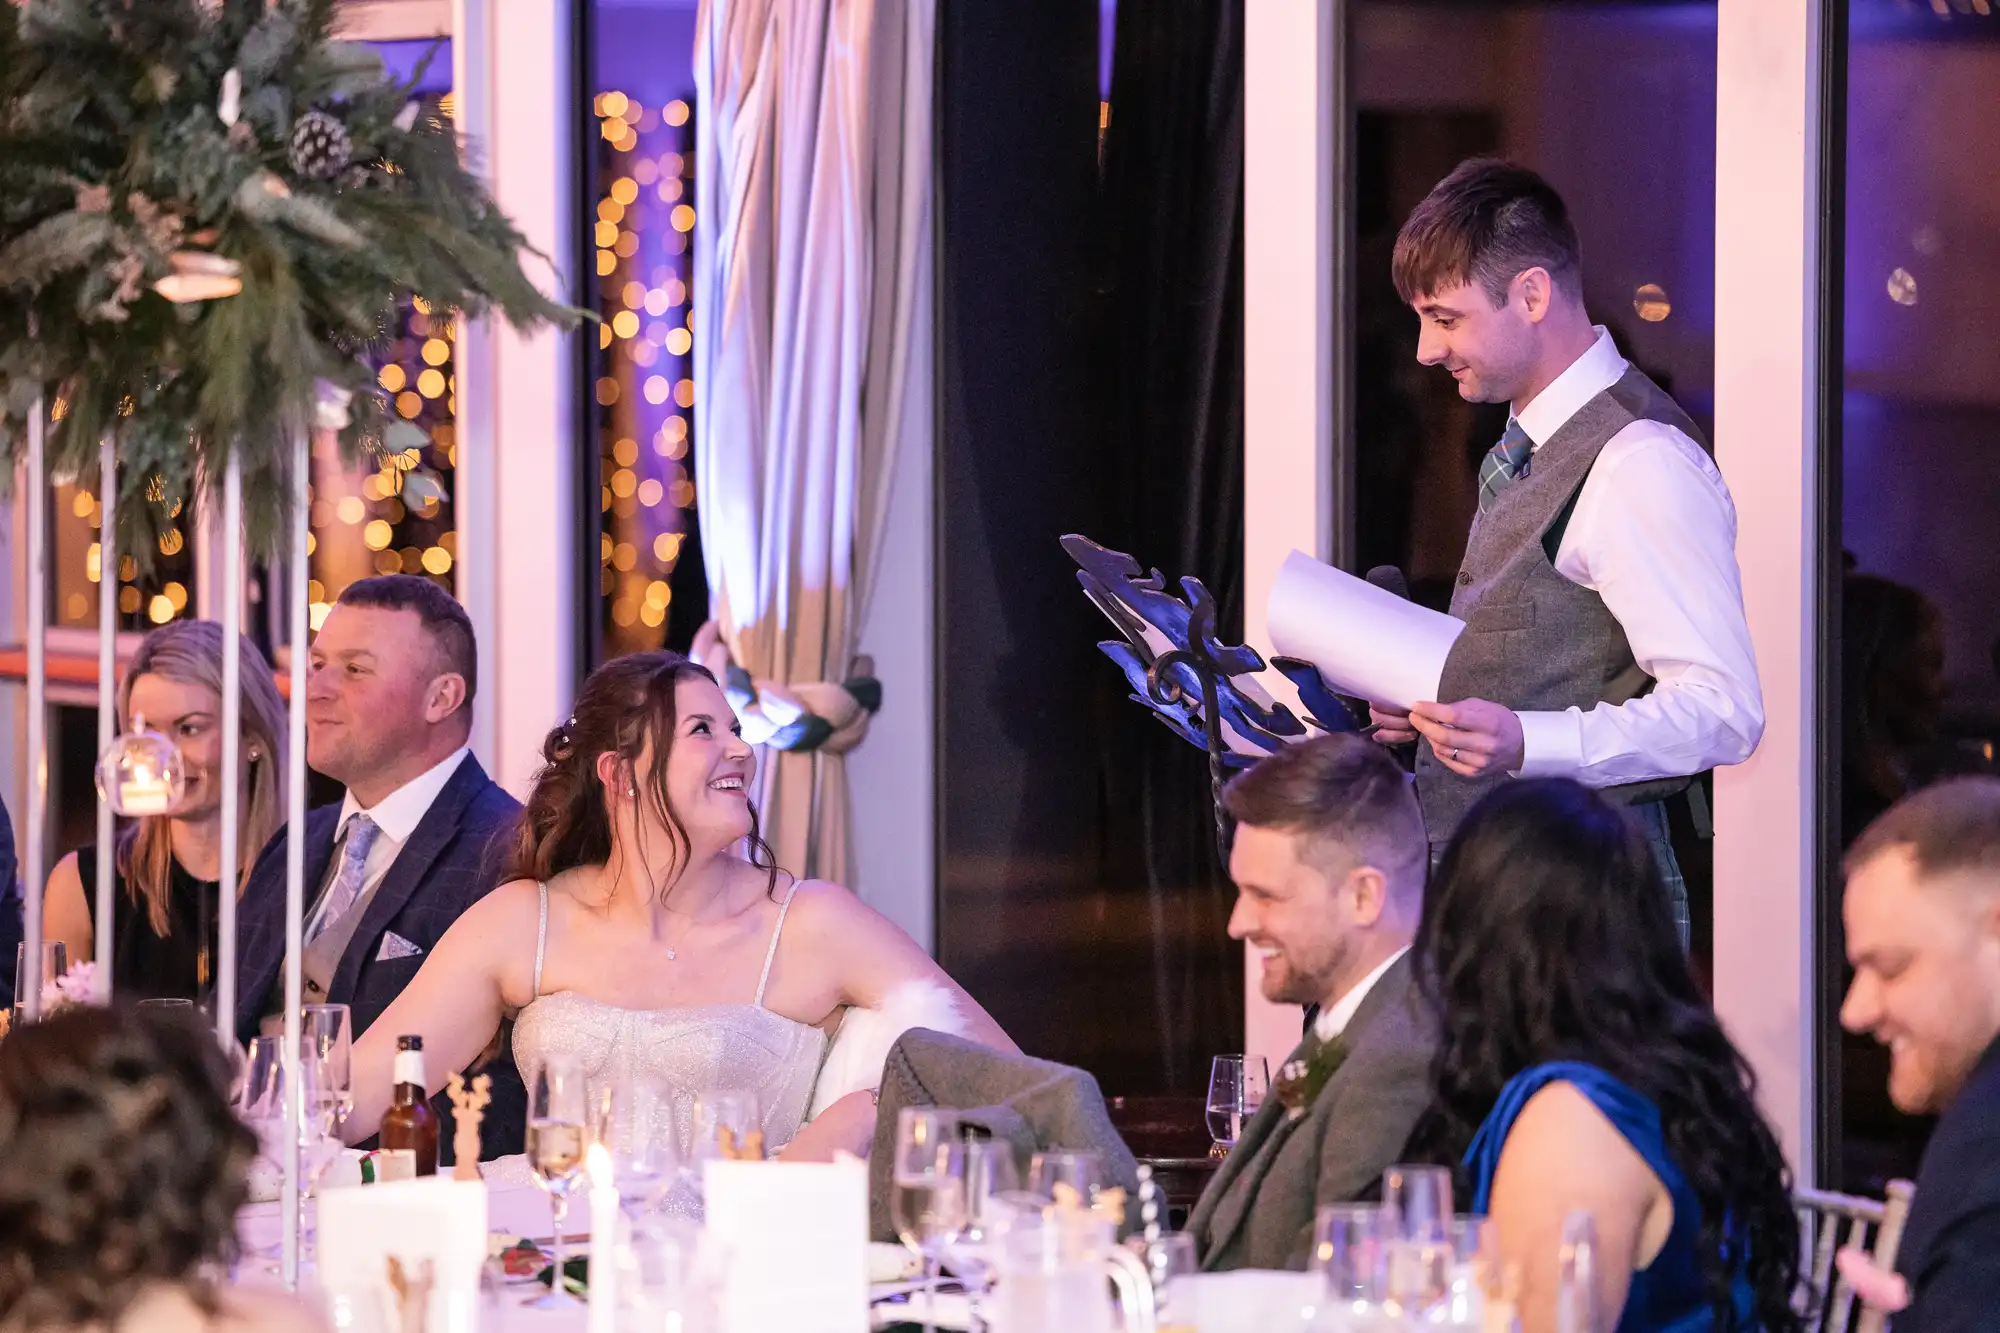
<box><xmin>341</xmin><ymin>650</ymin><xmax>1013</xmax><ymax>1162</ymax></box>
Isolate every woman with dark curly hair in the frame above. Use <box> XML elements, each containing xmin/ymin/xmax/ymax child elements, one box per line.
<box><xmin>1403</xmin><ymin>779</ymin><xmax>1801</xmax><ymax>1332</ymax></box>
<box><xmin>0</xmin><ymin>1005</ymin><xmax>318</xmax><ymax>1333</ymax></box>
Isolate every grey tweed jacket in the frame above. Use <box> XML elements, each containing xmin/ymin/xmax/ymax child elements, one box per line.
<box><xmin>1186</xmin><ymin>952</ymin><xmax>1436</xmax><ymax>1272</ymax></box>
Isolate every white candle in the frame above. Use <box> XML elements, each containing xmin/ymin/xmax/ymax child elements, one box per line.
<box><xmin>119</xmin><ymin>776</ymin><xmax>173</xmax><ymax>815</ymax></box>
<box><xmin>587</xmin><ymin>1142</ymin><xmax>618</xmax><ymax>1333</ymax></box>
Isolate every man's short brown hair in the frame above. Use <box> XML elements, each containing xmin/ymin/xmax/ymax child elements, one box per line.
<box><xmin>336</xmin><ymin>574</ymin><xmax>477</xmax><ymax>709</ymax></box>
<box><xmin>1847</xmin><ymin>776</ymin><xmax>2000</xmax><ymax>885</ymax></box>
<box><xmin>1221</xmin><ymin>734</ymin><xmax>1427</xmax><ymax>884</ymax></box>
<box><xmin>1392</xmin><ymin>157</ymin><xmax>1582</xmax><ymax>307</ymax></box>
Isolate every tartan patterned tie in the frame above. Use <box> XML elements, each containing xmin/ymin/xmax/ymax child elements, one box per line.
<box><xmin>1477</xmin><ymin>419</ymin><xmax>1535</xmax><ymax>516</ymax></box>
<box><xmin>309</xmin><ymin>814</ymin><xmax>381</xmax><ymax>943</ymax></box>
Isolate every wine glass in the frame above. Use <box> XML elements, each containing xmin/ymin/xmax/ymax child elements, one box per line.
<box><xmin>890</xmin><ymin>1109</ymin><xmax>968</xmax><ymax>1323</ymax></box>
<box><xmin>524</xmin><ymin>1057</ymin><xmax>591</xmax><ymax>1310</ymax></box>
<box><xmin>1205</xmin><ymin>1055</ymin><xmax>1269</xmax><ymax>1154</ymax></box>
<box><xmin>1027</xmin><ymin>1149</ymin><xmax>1104</xmax><ymax>1205</ymax></box>
<box><xmin>689</xmin><ymin>1089</ymin><xmax>762</xmax><ymax>1160</ymax></box>
<box><xmin>300</xmin><ymin>1004</ymin><xmax>354</xmax><ymax>1129</ymax></box>
<box><xmin>1311</xmin><ymin>1204</ymin><xmax>1394</xmax><ymax>1309</ymax></box>
<box><xmin>601</xmin><ymin>1074</ymin><xmax>681</xmax><ymax>1219</ymax></box>
<box><xmin>1382</xmin><ymin>1164</ymin><xmax>1456</xmax><ymax>1313</ymax></box>
<box><xmin>950</xmin><ymin>1139</ymin><xmax>1021</xmax><ymax>1316</ymax></box>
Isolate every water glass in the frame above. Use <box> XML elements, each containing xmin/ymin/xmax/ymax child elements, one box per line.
<box><xmin>13</xmin><ymin>941</ymin><xmax>67</xmax><ymax>1018</ymax></box>
<box><xmin>1141</xmin><ymin>1231</ymin><xmax>1199</xmax><ymax>1321</ymax></box>
<box><xmin>1205</xmin><ymin>1054</ymin><xmax>1269</xmax><ymax>1151</ymax></box>
<box><xmin>524</xmin><ymin>1057</ymin><xmax>591</xmax><ymax>1310</ymax></box>
<box><xmin>1028</xmin><ymin>1149</ymin><xmax>1104</xmax><ymax>1204</ymax></box>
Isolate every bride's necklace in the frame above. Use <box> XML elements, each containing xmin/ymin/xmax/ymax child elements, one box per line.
<box><xmin>664</xmin><ymin>911</ymin><xmax>697</xmax><ymax>962</ymax></box>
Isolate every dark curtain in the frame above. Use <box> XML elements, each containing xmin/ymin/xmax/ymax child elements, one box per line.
<box><xmin>1088</xmin><ymin>0</ymin><xmax>1246</xmax><ymax>1094</ymax></box>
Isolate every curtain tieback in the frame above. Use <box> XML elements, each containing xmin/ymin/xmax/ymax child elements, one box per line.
<box><xmin>693</xmin><ymin>620</ymin><xmax>883</xmax><ymax>754</ymax></box>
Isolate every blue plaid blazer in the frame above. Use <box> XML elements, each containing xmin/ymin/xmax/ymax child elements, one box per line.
<box><xmin>233</xmin><ymin>754</ymin><xmax>524</xmax><ymax>1162</ymax></box>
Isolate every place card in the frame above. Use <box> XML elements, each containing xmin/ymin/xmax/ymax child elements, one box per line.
<box><xmin>318</xmin><ymin>1177</ymin><xmax>489</xmax><ymax>1333</ymax></box>
<box><xmin>704</xmin><ymin>1156</ymin><xmax>869</xmax><ymax>1333</ymax></box>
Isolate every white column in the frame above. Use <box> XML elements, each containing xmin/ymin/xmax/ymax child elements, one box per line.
<box><xmin>1711</xmin><ymin>0</ymin><xmax>1828</xmax><ymax>1180</ymax></box>
<box><xmin>1243</xmin><ymin>0</ymin><xmax>1339</xmax><ymax>1068</ymax></box>
<box><xmin>484</xmin><ymin>0</ymin><xmax>578</xmax><ymax>796</ymax></box>
<box><xmin>453</xmin><ymin>0</ymin><xmax>501</xmax><ymax>772</ymax></box>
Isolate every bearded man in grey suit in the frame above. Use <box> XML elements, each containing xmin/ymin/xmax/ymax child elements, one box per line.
<box><xmin>1188</xmin><ymin>734</ymin><xmax>1436</xmax><ymax>1271</ymax></box>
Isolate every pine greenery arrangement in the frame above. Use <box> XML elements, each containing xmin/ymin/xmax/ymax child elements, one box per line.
<box><xmin>0</xmin><ymin>0</ymin><xmax>582</xmax><ymax>561</ymax></box>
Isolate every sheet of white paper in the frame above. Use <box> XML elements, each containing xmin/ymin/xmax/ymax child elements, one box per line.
<box><xmin>704</xmin><ymin>1158</ymin><xmax>869</xmax><ymax>1333</ymax></box>
<box><xmin>1166</xmin><ymin>1270</ymin><xmax>1322</xmax><ymax>1331</ymax></box>
<box><xmin>317</xmin><ymin>1177</ymin><xmax>489</xmax><ymax>1333</ymax></box>
<box><xmin>1266</xmin><ymin>550</ymin><xmax>1466</xmax><ymax>709</ymax></box>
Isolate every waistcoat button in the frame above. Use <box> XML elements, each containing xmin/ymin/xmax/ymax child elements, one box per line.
<box><xmin>1457</xmin><ymin>572</ymin><xmax>1472</xmax><ymax>587</ymax></box>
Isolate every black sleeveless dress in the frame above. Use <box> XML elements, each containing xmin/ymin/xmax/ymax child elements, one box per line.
<box><xmin>85</xmin><ymin>841</ymin><xmax>221</xmax><ymax>1004</ymax></box>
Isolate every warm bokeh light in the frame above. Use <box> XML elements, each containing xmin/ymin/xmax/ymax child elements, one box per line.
<box><xmin>612</xmin><ymin>310</ymin><xmax>640</xmax><ymax>340</ymax></box>
<box><xmin>417</xmin><ymin>368</ymin><xmax>447</xmax><ymax>399</ymax></box>
<box><xmin>363</xmin><ymin>519</ymin><xmax>394</xmax><ymax>550</ymax></box>
<box><xmin>337</xmin><ymin>496</ymin><xmax>366</xmax><ymax>525</ymax></box>
<box><xmin>665</xmin><ymin>100</ymin><xmax>689</xmax><ymax>127</ymax></box>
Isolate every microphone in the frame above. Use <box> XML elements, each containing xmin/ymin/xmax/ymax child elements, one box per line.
<box><xmin>1365</xmin><ymin>565</ymin><xmax>1410</xmax><ymax>601</ymax></box>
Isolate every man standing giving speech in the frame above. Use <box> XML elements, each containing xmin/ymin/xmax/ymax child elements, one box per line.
<box><xmin>1370</xmin><ymin>159</ymin><xmax>1763</xmax><ymax>938</ymax></box>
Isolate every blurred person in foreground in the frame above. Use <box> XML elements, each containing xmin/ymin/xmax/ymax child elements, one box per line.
<box><xmin>1836</xmin><ymin>777</ymin><xmax>2000</xmax><ymax>1329</ymax></box>
<box><xmin>1404</xmin><ymin>778</ymin><xmax>1799</xmax><ymax>1333</ymax></box>
<box><xmin>0</xmin><ymin>1003</ymin><xmax>320</xmax><ymax>1333</ymax></box>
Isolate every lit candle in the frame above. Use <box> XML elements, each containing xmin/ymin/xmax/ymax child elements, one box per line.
<box><xmin>119</xmin><ymin>774</ymin><xmax>174</xmax><ymax>815</ymax></box>
<box><xmin>586</xmin><ymin>1142</ymin><xmax>618</xmax><ymax>1333</ymax></box>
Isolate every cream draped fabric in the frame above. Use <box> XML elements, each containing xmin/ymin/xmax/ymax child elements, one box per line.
<box><xmin>691</xmin><ymin>0</ymin><xmax>934</xmax><ymax>887</ymax></box>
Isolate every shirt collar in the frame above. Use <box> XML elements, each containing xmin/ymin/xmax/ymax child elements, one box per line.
<box><xmin>1513</xmin><ymin>325</ymin><xmax>1627</xmax><ymax>450</ymax></box>
<box><xmin>337</xmin><ymin>747</ymin><xmax>470</xmax><ymax>846</ymax></box>
<box><xmin>1314</xmin><ymin>945</ymin><xmax>1410</xmax><ymax>1043</ymax></box>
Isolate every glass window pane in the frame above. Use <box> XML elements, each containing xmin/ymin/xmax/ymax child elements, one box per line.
<box><xmin>1833</xmin><ymin>0</ymin><xmax>2000</xmax><ymax>1193</ymax></box>
<box><xmin>587</xmin><ymin>5</ymin><xmax>706</xmax><ymax>661</ymax></box>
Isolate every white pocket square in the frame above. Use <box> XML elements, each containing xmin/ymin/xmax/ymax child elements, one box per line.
<box><xmin>375</xmin><ymin>932</ymin><xmax>424</xmax><ymax>962</ymax></box>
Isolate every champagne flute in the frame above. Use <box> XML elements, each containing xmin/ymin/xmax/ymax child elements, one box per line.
<box><xmin>524</xmin><ymin>1057</ymin><xmax>590</xmax><ymax>1310</ymax></box>
<box><xmin>1205</xmin><ymin>1054</ymin><xmax>1269</xmax><ymax>1154</ymax></box>
<box><xmin>1312</xmin><ymin>1203</ymin><xmax>1394</xmax><ymax>1314</ymax></box>
<box><xmin>890</xmin><ymin>1109</ymin><xmax>967</xmax><ymax>1322</ymax></box>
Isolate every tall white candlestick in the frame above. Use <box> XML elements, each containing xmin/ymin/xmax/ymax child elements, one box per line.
<box><xmin>587</xmin><ymin>1142</ymin><xmax>618</xmax><ymax>1333</ymax></box>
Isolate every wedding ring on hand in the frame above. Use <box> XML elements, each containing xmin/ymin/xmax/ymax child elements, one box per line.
<box><xmin>1450</xmin><ymin>747</ymin><xmax>1460</xmax><ymax>762</ymax></box>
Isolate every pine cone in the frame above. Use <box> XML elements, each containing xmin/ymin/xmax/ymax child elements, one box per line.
<box><xmin>289</xmin><ymin>109</ymin><xmax>353</xmax><ymax>181</ymax></box>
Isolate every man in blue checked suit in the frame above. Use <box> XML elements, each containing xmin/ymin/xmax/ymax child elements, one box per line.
<box><xmin>234</xmin><ymin>575</ymin><xmax>524</xmax><ymax>1163</ymax></box>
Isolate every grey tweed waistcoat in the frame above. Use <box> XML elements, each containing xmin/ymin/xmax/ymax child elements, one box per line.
<box><xmin>1415</xmin><ymin>367</ymin><xmax>1708</xmax><ymax>849</ymax></box>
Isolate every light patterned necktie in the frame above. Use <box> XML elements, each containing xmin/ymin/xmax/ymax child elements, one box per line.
<box><xmin>309</xmin><ymin>814</ymin><xmax>381</xmax><ymax>943</ymax></box>
<box><xmin>1477</xmin><ymin>418</ymin><xmax>1535</xmax><ymax>515</ymax></box>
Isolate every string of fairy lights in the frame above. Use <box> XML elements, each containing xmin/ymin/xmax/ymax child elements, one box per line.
<box><xmin>592</xmin><ymin>87</ymin><xmax>699</xmax><ymax>653</ymax></box>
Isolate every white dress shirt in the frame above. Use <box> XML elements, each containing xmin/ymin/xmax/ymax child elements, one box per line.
<box><xmin>303</xmin><ymin>747</ymin><xmax>470</xmax><ymax>937</ymax></box>
<box><xmin>1506</xmin><ymin>328</ymin><xmax>1764</xmax><ymax>788</ymax></box>
<box><xmin>1313</xmin><ymin>945</ymin><xmax>1410</xmax><ymax>1045</ymax></box>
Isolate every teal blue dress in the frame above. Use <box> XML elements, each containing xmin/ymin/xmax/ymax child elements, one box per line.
<box><xmin>1464</xmin><ymin>1062</ymin><xmax>1758</xmax><ymax>1333</ymax></box>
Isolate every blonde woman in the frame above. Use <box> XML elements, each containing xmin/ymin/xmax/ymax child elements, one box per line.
<box><xmin>44</xmin><ymin>621</ymin><xmax>287</xmax><ymax>1003</ymax></box>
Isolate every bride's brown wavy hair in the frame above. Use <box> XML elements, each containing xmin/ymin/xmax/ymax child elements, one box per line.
<box><xmin>502</xmin><ymin>651</ymin><xmax>781</xmax><ymax>902</ymax></box>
